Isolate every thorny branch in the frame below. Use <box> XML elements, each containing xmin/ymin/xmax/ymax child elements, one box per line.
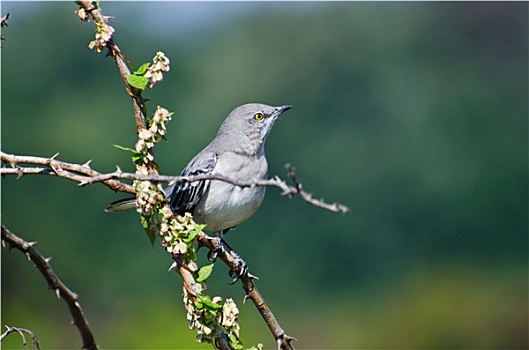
<box><xmin>198</xmin><ymin>233</ymin><xmax>296</xmax><ymax>349</ymax></box>
<box><xmin>76</xmin><ymin>0</ymin><xmax>147</xmax><ymax>132</ymax></box>
<box><xmin>0</xmin><ymin>151</ymin><xmax>350</xmax><ymax>214</ymax></box>
<box><xmin>1</xmin><ymin>225</ymin><xmax>99</xmax><ymax>350</ymax></box>
<box><xmin>0</xmin><ymin>151</ymin><xmax>135</xmax><ymax>194</ymax></box>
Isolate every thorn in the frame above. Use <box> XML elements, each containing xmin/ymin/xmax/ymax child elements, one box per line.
<box><xmin>277</xmin><ymin>334</ymin><xmax>297</xmax><ymax>350</ymax></box>
<box><xmin>1</xmin><ymin>239</ymin><xmax>5</xmax><ymax>248</ymax></box>
<box><xmin>25</xmin><ymin>252</ymin><xmax>31</xmax><ymax>261</ymax></box>
<box><xmin>50</xmin><ymin>152</ymin><xmax>60</xmax><ymax>160</ymax></box>
<box><xmin>55</xmin><ymin>289</ymin><xmax>61</xmax><ymax>299</ymax></box>
<box><xmin>246</xmin><ymin>272</ymin><xmax>259</xmax><ymax>280</ymax></box>
<box><xmin>28</xmin><ymin>241</ymin><xmax>38</xmax><ymax>247</ymax></box>
<box><xmin>45</xmin><ymin>257</ymin><xmax>52</xmax><ymax>263</ymax></box>
<box><xmin>82</xmin><ymin>159</ymin><xmax>92</xmax><ymax>168</ymax></box>
<box><xmin>16</xmin><ymin>168</ymin><xmax>24</xmax><ymax>180</ymax></box>
<box><xmin>168</xmin><ymin>261</ymin><xmax>178</xmax><ymax>272</ymax></box>
<box><xmin>115</xmin><ymin>165</ymin><xmax>122</xmax><ymax>173</ymax></box>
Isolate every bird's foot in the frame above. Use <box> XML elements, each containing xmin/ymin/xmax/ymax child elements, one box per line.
<box><xmin>228</xmin><ymin>252</ymin><xmax>259</xmax><ymax>284</ymax></box>
<box><xmin>205</xmin><ymin>235</ymin><xmax>223</xmax><ymax>263</ymax></box>
<box><xmin>204</xmin><ymin>235</ymin><xmax>258</xmax><ymax>284</ymax></box>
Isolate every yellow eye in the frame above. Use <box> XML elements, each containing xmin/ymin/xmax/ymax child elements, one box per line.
<box><xmin>253</xmin><ymin>112</ymin><xmax>264</xmax><ymax>121</ymax></box>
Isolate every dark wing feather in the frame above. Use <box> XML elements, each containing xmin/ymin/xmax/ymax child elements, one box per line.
<box><xmin>167</xmin><ymin>151</ymin><xmax>217</xmax><ymax>215</ymax></box>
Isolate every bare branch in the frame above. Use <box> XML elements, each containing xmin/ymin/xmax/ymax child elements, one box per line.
<box><xmin>1</xmin><ymin>325</ymin><xmax>41</xmax><ymax>349</ymax></box>
<box><xmin>1</xmin><ymin>151</ymin><xmax>349</xmax><ymax>214</ymax></box>
<box><xmin>1</xmin><ymin>225</ymin><xmax>99</xmax><ymax>350</ymax></box>
<box><xmin>1</xmin><ymin>151</ymin><xmax>135</xmax><ymax>194</ymax></box>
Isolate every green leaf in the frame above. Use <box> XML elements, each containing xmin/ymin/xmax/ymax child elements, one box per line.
<box><xmin>182</xmin><ymin>224</ymin><xmax>204</xmax><ymax>243</ymax></box>
<box><xmin>126</xmin><ymin>62</ymin><xmax>151</xmax><ymax>90</ymax></box>
<box><xmin>140</xmin><ymin>215</ymin><xmax>156</xmax><ymax>246</ymax></box>
<box><xmin>131</xmin><ymin>152</ymin><xmax>142</xmax><ymax>163</ymax></box>
<box><xmin>196</xmin><ymin>263</ymin><xmax>215</xmax><ymax>283</ymax></box>
<box><xmin>112</xmin><ymin>143</ymin><xmax>136</xmax><ymax>153</ymax></box>
<box><xmin>182</xmin><ymin>226</ymin><xmax>200</xmax><ymax>243</ymax></box>
<box><xmin>228</xmin><ymin>333</ymin><xmax>244</xmax><ymax>349</ymax></box>
<box><xmin>193</xmin><ymin>224</ymin><xmax>207</xmax><ymax>232</ymax></box>
<box><xmin>135</xmin><ymin>62</ymin><xmax>150</xmax><ymax>75</ymax></box>
<box><xmin>112</xmin><ymin>144</ymin><xmax>142</xmax><ymax>163</ymax></box>
<box><xmin>194</xmin><ymin>300</ymin><xmax>203</xmax><ymax>309</ymax></box>
<box><xmin>196</xmin><ymin>294</ymin><xmax>222</xmax><ymax>311</ymax></box>
<box><xmin>127</xmin><ymin>74</ymin><xmax>149</xmax><ymax>90</ymax></box>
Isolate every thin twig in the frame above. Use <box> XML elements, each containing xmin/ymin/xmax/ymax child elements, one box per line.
<box><xmin>0</xmin><ymin>325</ymin><xmax>41</xmax><ymax>349</ymax></box>
<box><xmin>1</xmin><ymin>225</ymin><xmax>99</xmax><ymax>350</ymax></box>
<box><xmin>1</xmin><ymin>151</ymin><xmax>349</xmax><ymax>214</ymax></box>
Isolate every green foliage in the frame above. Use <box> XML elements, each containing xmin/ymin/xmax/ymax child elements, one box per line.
<box><xmin>196</xmin><ymin>263</ymin><xmax>214</xmax><ymax>283</ymax></box>
<box><xmin>126</xmin><ymin>62</ymin><xmax>151</xmax><ymax>90</ymax></box>
<box><xmin>139</xmin><ymin>212</ymin><xmax>156</xmax><ymax>245</ymax></box>
<box><xmin>112</xmin><ymin>143</ymin><xmax>142</xmax><ymax>162</ymax></box>
<box><xmin>194</xmin><ymin>293</ymin><xmax>223</xmax><ymax>314</ymax></box>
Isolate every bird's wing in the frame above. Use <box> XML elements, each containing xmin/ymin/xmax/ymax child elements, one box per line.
<box><xmin>166</xmin><ymin>151</ymin><xmax>218</xmax><ymax>215</ymax></box>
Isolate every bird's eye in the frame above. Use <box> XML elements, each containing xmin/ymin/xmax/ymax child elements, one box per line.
<box><xmin>253</xmin><ymin>112</ymin><xmax>264</xmax><ymax>121</ymax></box>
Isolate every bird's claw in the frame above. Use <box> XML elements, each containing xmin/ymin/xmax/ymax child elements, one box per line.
<box><xmin>204</xmin><ymin>234</ymin><xmax>259</xmax><ymax>284</ymax></box>
<box><xmin>228</xmin><ymin>257</ymin><xmax>259</xmax><ymax>284</ymax></box>
<box><xmin>228</xmin><ymin>263</ymin><xmax>247</xmax><ymax>284</ymax></box>
<box><xmin>207</xmin><ymin>248</ymin><xmax>219</xmax><ymax>262</ymax></box>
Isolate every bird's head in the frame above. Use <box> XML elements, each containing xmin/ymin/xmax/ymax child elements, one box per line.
<box><xmin>218</xmin><ymin>103</ymin><xmax>292</xmax><ymax>154</ymax></box>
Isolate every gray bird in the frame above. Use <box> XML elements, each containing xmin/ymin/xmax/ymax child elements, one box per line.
<box><xmin>106</xmin><ymin>103</ymin><xmax>292</xmax><ymax>238</ymax></box>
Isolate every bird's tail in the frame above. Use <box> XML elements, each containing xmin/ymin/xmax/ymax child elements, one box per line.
<box><xmin>105</xmin><ymin>197</ymin><xmax>136</xmax><ymax>212</ymax></box>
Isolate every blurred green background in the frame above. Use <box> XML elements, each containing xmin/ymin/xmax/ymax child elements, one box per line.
<box><xmin>1</xmin><ymin>2</ymin><xmax>527</xmax><ymax>349</ymax></box>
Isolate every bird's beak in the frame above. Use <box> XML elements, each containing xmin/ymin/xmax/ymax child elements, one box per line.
<box><xmin>272</xmin><ymin>105</ymin><xmax>293</xmax><ymax>118</ymax></box>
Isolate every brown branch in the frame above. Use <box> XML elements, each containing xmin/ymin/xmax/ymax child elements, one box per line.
<box><xmin>1</xmin><ymin>151</ymin><xmax>135</xmax><ymax>194</ymax></box>
<box><xmin>76</xmin><ymin>0</ymin><xmax>147</xmax><ymax>132</ymax></box>
<box><xmin>1</xmin><ymin>151</ymin><xmax>349</xmax><ymax>214</ymax></box>
<box><xmin>198</xmin><ymin>233</ymin><xmax>296</xmax><ymax>350</ymax></box>
<box><xmin>1</xmin><ymin>225</ymin><xmax>98</xmax><ymax>350</ymax></box>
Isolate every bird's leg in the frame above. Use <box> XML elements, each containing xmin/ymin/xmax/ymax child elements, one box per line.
<box><xmin>219</xmin><ymin>234</ymin><xmax>258</xmax><ymax>284</ymax></box>
<box><xmin>205</xmin><ymin>230</ymin><xmax>257</xmax><ymax>284</ymax></box>
<box><xmin>205</xmin><ymin>231</ymin><xmax>226</xmax><ymax>263</ymax></box>
<box><xmin>205</xmin><ymin>230</ymin><xmax>230</xmax><ymax>262</ymax></box>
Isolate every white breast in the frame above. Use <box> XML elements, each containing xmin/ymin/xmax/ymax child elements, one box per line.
<box><xmin>192</xmin><ymin>152</ymin><xmax>268</xmax><ymax>233</ymax></box>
